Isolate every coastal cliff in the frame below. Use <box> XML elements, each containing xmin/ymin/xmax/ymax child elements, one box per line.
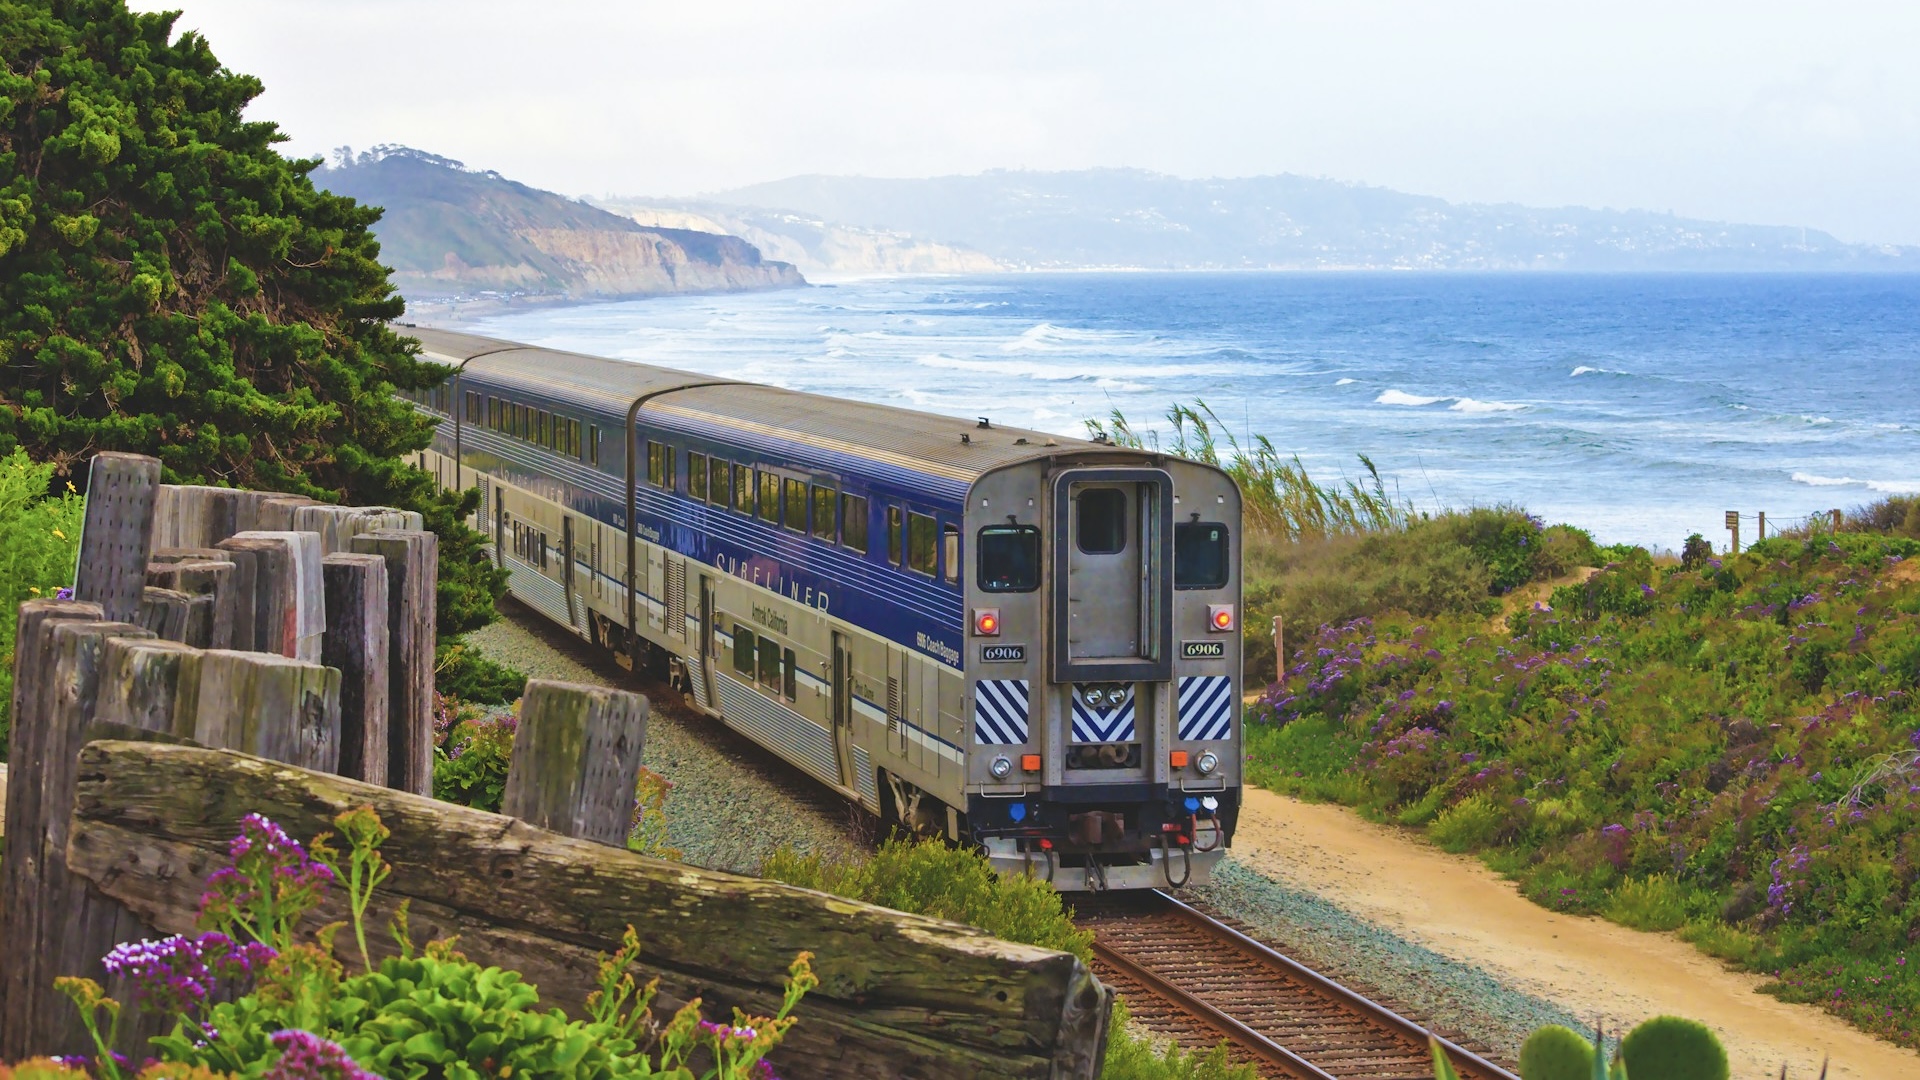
<box><xmin>594</xmin><ymin>200</ymin><xmax>1002</xmax><ymax>277</ymax></box>
<box><xmin>315</xmin><ymin>147</ymin><xmax>803</xmax><ymax>302</ymax></box>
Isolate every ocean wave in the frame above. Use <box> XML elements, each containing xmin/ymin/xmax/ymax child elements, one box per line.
<box><xmin>1792</xmin><ymin>472</ymin><xmax>1859</xmax><ymax>487</ymax></box>
<box><xmin>1869</xmin><ymin>479</ymin><xmax>1920</xmax><ymax>494</ymax></box>
<box><xmin>1376</xmin><ymin>389</ymin><xmax>1447</xmax><ymax>407</ymax></box>
<box><xmin>1334</xmin><ymin>377</ymin><xmax>1357</xmax><ymax>386</ymax></box>
<box><xmin>1570</xmin><ymin>365</ymin><xmax>1629</xmax><ymax>377</ymax></box>
<box><xmin>1450</xmin><ymin>398</ymin><xmax>1527</xmax><ymax>414</ymax></box>
<box><xmin>999</xmin><ymin>321</ymin><xmax>1146</xmax><ymax>353</ymax></box>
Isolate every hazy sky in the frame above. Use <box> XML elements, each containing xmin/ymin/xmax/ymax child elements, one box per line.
<box><xmin>134</xmin><ymin>1</ymin><xmax>1920</xmax><ymax>245</ymax></box>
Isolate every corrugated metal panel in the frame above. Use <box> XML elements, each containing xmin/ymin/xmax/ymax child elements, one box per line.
<box><xmin>853</xmin><ymin>744</ymin><xmax>878</xmax><ymax>805</ymax></box>
<box><xmin>716</xmin><ymin>673</ymin><xmax>838</xmax><ymax>785</ymax></box>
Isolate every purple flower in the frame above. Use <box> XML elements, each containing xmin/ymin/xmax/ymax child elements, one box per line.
<box><xmin>101</xmin><ymin>932</ymin><xmax>273</xmax><ymax>1017</ymax></box>
<box><xmin>266</xmin><ymin>1029</ymin><xmax>380</xmax><ymax>1080</ymax></box>
<box><xmin>55</xmin><ymin>586</ymin><xmax>74</xmax><ymax>600</ymax></box>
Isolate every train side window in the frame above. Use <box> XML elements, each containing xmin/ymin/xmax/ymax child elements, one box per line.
<box><xmin>538</xmin><ymin>531</ymin><xmax>549</xmax><ymax>570</ymax></box>
<box><xmin>783</xmin><ymin>647</ymin><xmax>797</xmax><ymax>700</ymax></box>
<box><xmin>942</xmin><ymin>524</ymin><xmax>960</xmax><ymax>585</ymax></box>
<box><xmin>1175</xmin><ymin>522</ymin><xmax>1231</xmax><ymax>589</ymax></box>
<box><xmin>887</xmin><ymin>505</ymin><xmax>903</xmax><ymax>566</ymax></box>
<box><xmin>841</xmin><ymin>493</ymin><xmax>869</xmax><ymax>553</ymax></box>
<box><xmin>588</xmin><ymin>425</ymin><xmax>600</xmax><ymax>465</ymax></box>
<box><xmin>1077</xmin><ymin>488</ymin><xmax>1127</xmax><ymax>554</ymax></box>
<box><xmin>708</xmin><ymin>456</ymin><xmax>730</xmax><ymax>506</ymax></box>
<box><xmin>907</xmin><ymin>512</ymin><xmax>938</xmax><ymax>576</ymax></box>
<box><xmin>757</xmin><ymin>470</ymin><xmax>779</xmax><ymax>520</ymax></box>
<box><xmin>537</xmin><ymin>411</ymin><xmax>549</xmax><ymax>448</ymax></box>
<box><xmin>977</xmin><ymin>524</ymin><xmax>1041</xmax><ymax>592</ymax></box>
<box><xmin>757</xmin><ymin>636</ymin><xmax>781</xmax><ymax>689</ymax></box>
<box><xmin>732</xmin><ymin>625</ymin><xmax>755</xmax><ymax>675</ymax></box>
<box><xmin>810</xmin><ymin>485</ymin><xmax>836</xmax><ymax>541</ymax></box>
<box><xmin>646</xmin><ymin>441</ymin><xmax>668</xmax><ymax>488</ymax></box>
<box><xmin>783</xmin><ymin>478</ymin><xmax>807</xmax><ymax>532</ymax></box>
<box><xmin>688</xmin><ymin>452</ymin><xmax>708</xmax><ymax>501</ymax></box>
<box><xmin>733</xmin><ymin>464</ymin><xmax>753</xmax><ymax>514</ymax></box>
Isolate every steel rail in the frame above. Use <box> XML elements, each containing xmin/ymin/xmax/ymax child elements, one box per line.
<box><xmin>1082</xmin><ymin>890</ymin><xmax>1520</xmax><ymax>1080</ymax></box>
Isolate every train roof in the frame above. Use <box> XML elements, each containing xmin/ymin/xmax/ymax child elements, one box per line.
<box><xmin>402</xmin><ymin>324</ymin><xmax>1102</xmax><ymax>485</ymax></box>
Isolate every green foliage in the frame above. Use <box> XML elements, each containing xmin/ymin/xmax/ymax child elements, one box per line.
<box><xmin>1248</xmin><ymin>531</ymin><xmax>1920</xmax><ymax>1045</ymax></box>
<box><xmin>434</xmin><ymin>640</ymin><xmax>527</xmax><ymax>705</ymax></box>
<box><xmin>431</xmin><ymin>701</ymin><xmax>515</xmax><ymax>813</ymax></box>
<box><xmin>1845</xmin><ymin>495</ymin><xmax>1920</xmax><ymax>539</ymax></box>
<box><xmin>1617</xmin><ymin>1016</ymin><xmax>1728</xmax><ymax>1080</ymax></box>
<box><xmin>0</xmin><ymin>449</ymin><xmax>83</xmax><ymax>758</ymax></box>
<box><xmin>0</xmin><ymin>0</ymin><xmax>505</xmax><ymax>638</ymax></box>
<box><xmin>1098</xmin><ymin>1000</ymin><xmax>1256</xmax><ymax>1080</ymax></box>
<box><xmin>1087</xmin><ymin>401</ymin><xmax>1411</xmax><ymax>541</ymax></box>
<box><xmin>761</xmin><ymin>835</ymin><xmax>1094</xmax><ymax>962</ymax></box>
<box><xmin>1518</xmin><ymin>1024</ymin><xmax>1595</xmax><ymax>1080</ymax></box>
<box><xmin>1681</xmin><ymin>533</ymin><xmax>1714</xmax><ymax>570</ymax></box>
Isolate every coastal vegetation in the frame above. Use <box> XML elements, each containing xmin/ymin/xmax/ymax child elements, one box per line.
<box><xmin>0</xmin><ymin>450</ymin><xmax>84</xmax><ymax>749</ymax></box>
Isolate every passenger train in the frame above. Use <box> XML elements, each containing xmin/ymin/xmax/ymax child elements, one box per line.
<box><xmin>403</xmin><ymin>326</ymin><xmax>1241</xmax><ymax>890</ymax></box>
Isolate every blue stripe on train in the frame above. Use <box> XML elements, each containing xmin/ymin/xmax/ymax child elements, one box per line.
<box><xmin>1177</xmin><ymin>676</ymin><xmax>1235</xmax><ymax>741</ymax></box>
<box><xmin>973</xmin><ymin>679</ymin><xmax>1031</xmax><ymax>745</ymax></box>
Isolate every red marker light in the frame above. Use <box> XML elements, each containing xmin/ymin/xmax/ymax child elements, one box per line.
<box><xmin>1020</xmin><ymin>754</ymin><xmax>1042</xmax><ymax>772</ymax></box>
<box><xmin>974</xmin><ymin>608</ymin><xmax>1001</xmax><ymax>636</ymax></box>
<box><xmin>1208</xmin><ymin>604</ymin><xmax>1236</xmax><ymax>633</ymax></box>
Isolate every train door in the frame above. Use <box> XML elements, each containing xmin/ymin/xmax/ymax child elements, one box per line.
<box><xmin>832</xmin><ymin>632</ymin><xmax>856</xmax><ymax>790</ymax></box>
<box><xmin>1067</xmin><ymin>482</ymin><xmax>1145</xmax><ymax>659</ymax></box>
<box><xmin>698</xmin><ymin>575</ymin><xmax>719</xmax><ymax>709</ymax></box>
<box><xmin>562</xmin><ymin>516</ymin><xmax>578</xmax><ymax>627</ymax></box>
<box><xmin>494</xmin><ymin>497</ymin><xmax>506</xmax><ymax>568</ymax></box>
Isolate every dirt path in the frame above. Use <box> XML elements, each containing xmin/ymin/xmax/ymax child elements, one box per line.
<box><xmin>1231</xmin><ymin>786</ymin><xmax>1920</xmax><ymax>1080</ymax></box>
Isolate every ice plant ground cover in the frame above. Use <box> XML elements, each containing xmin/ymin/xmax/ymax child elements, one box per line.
<box><xmin>31</xmin><ymin>807</ymin><xmax>814</xmax><ymax>1078</ymax></box>
<box><xmin>1250</xmin><ymin>531</ymin><xmax>1920</xmax><ymax>1046</ymax></box>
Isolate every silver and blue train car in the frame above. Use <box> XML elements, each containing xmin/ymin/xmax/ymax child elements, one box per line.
<box><xmin>403</xmin><ymin>326</ymin><xmax>1241</xmax><ymax>890</ymax></box>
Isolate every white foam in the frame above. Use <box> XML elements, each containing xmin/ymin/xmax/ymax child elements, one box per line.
<box><xmin>1335</xmin><ymin>377</ymin><xmax>1357</xmax><ymax>386</ymax></box>
<box><xmin>1450</xmin><ymin>398</ymin><xmax>1527</xmax><ymax>414</ymax></box>
<box><xmin>1868</xmin><ymin>479</ymin><xmax>1920</xmax><ymax>494</ymax></box>
<box><xmin>1376</xmin><ymin>389</ymin><xmax>1446</xmax><ymax>407</ymax></box>
<box><xmin>1792</xmin><ymin>472</ymin><xmax>1859</xmax><ymax>487</ymax></box>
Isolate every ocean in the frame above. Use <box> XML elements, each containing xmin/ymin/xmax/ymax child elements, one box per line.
<box><xmin>456</xmin><ymin>272</ymin><xmax>1920</xmax><ymax>549</ymax></box>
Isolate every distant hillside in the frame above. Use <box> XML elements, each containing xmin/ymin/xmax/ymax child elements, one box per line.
<box><xmin>697</xmin><ymin>168</ymin><xmax>1918</xmax><ymax>271</ymax></box>
<box><xmin>590</xmin><ymin>199</ymin><xmax>1001</xmax><ymax>278</ymax></box>
<box><xmin>315</xmin><ymin>147</ymin><xmax>803</xmax><ymax>302</ymax></box>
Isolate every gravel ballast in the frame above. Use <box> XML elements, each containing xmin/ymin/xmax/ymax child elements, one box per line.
<box><xmin>464</xmin><ymin>610</ymin><xmax>864</xmax><ymax>875</ymax></box>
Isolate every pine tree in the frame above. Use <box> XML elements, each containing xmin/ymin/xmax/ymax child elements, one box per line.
<box><xmin>0</xmin><ymin>0</ymin><xmax>505</xmax><ymax>636</ymax></box>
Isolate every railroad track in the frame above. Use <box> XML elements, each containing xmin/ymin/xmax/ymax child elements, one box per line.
<box><xmin>1078</xmin><ymin>890</ymin><xmax>1517</xmax><ymax>1080</ymax></box>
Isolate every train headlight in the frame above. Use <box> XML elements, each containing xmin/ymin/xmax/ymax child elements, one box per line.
<box><xmin>989</xmin><ymin>755</ymin><xmax>1014</xmax><ymax>779</ymax></box>
<box><xmin>1195</xmin><ymin>750</ymin><xmax>1220</xmax><ymax>775</ymax></box>
<box><xmin>973</xmin><ymin>608</ymin><xmax>1000</xmax><ymax>637</ymax></box>
<box><xmin>1208</xmin><ymin>604</ymin><xmax>1236</xmax><ymax>633</ymax></box>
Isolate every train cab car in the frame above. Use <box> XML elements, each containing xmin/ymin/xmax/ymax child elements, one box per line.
<box><xmin>401</xmin><ymin>326</ymin><xmax>1241</xmax><ymax>891</ymax></box>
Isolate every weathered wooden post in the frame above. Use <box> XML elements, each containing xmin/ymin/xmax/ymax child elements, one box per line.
<box><xmin>1272</xmin><ymin>614</ymin><xmax>1284</xmax><ymax>679</ymax></box>
<box><xmin>502</xmin><ymin>680</ymin><xmax>648</xmax><ymax>847</ymax></box>
<box><xmin>176</xmin><ymin>650</ymin><xmax>341</xmax><ymax>773</ymax></box>
<box><xmin>136</xmin><ymin>585</ymin><xmax>194</xmax><ymax>642</ymax></box>
<box><xmin>1757</xmin><ymin>510</ymin><xmax>1767</xmax><ymax>541</ymax></box>
<box><xmin>295</xmin><ymin>504</ymin><xmax>419</xmax><ymax>555</ymax></box>
<box><xmin>94</xmin><ymin>638</ymin><xmax>201</xmax><ymax>736</ymax></box>
<box><xmin>1831</xmin><ymin>508</ymin><xmax>1843</xmax><ymax>532</ymax></box>
<box><xmin>72</xmin><ymin>453</ymin><xmax>162</xmax><ymax>623</ymax></box>
<box><xmin>0</xmin><ymin>619</ymin><xmax>154</xmax><ymax>1056</ymax></box>
<box><xmin>350</xmin><ymin>529</ymin><xmax>438</xmax><ymax>795</ymax></box>
<box><xmin>217</xmin><ymin>531</ymin><xmax>325</xmax><ymax>661</ymax></box>
<box><xmin>146</xmin><ymin>557</ymin><xmax>238</xmax><ymax>649</ymax></box>
<box><xmin>323</xmin><ymin>553</ymin><xmax>390</xmax><ymax>785</ymax></box>
<box><xmin>1725</xmin><ymin>509</ymin><xmax>1740</xmax><ymax>554</ymax></box>
<box><xmin>0</xmin><ymin>599</ymin><xmax>104</xmax><ymax>1060</ymax></box>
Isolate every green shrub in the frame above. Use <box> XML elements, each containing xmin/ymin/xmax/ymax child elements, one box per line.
<box><xmin>1617</xmin><ymin>1016</ymin><xmax>1728</xmax><ymax>1080</ymax></box>
<box><xmin>431</xmin><ymin>703</ymin><xmax>515</xmax><ymax>812</ymax></box>
<box><xmin>1099</xmin><ymin>999</ymin><xmax>1256</xmax><ymax>1080</ymax></box>
<box><xmin>1429</xmin><ymin>794</ymin><xmax>1506</xmax><ymax>853</ymax></box>
<box><xmin>1517</xmin><ymin>1024</ymin><xmax>1594</xmax><ymax>1080</ymax></box>
<box><xmin>434</xmin><ymin>639</ymin><xmax>527</xmax><ymax>705</ymax></box>
<box><xmin>0</xmin><ymin>450</ymin><xmax>85</xmax><ymax>760</ymax></box>
<box><xmin>762</xmin><ymin>836</ymin><xmax>1093</xmax><ymax>962</ymax></box>
<box><xmin>1602</xmin><ymin>875</ymin><xmax>1700</xmax><ymax>933</ymax></box>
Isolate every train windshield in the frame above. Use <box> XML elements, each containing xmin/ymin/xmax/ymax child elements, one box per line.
<box><xmin>1174</xmin><ymin>521</ymin><xmax>1230</xmax><ymax>589</ymax></box>
<box><xmin>977</xmin><ymin>524</ymin><xmax>1041</xmax><ymax>592</ymax></box>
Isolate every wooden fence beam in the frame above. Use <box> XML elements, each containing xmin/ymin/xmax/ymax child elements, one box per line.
<box><xmin>94</xmin><ymin>638</ymin><xmax>200</xmax><ymax>737</ymax></box>
<box><xmin>349</xmin><ymin>529</ymin><xmax>438</xmax><ymax>796</ymax></box>
<box><xmin>295</xmin><ymin>504</ymin><xmax>418</xmax><ymax>555</ymax></box>
<box><xmin>145</xmin><ymin>558</ymin><xmax>237</xmax><ymax>649</ymax></box>
<box><xmin>502</xmin><ymin>680</ymin><xmax>647</xmax><ymax>847</ymax></box>
<box><xmin>255</xmin><ymin>496</ymin><xmax>317</xmax><ymax>532</ymax></box>
<box><xmin>0</xmin><ymin>600</ymin><xmax>104</xmax><ymax>1060</ymax></box>
<box><xmin>73</xmin><ymin>453</ymin><xmax>162</xmax><ymax>623</ymax></box>
<box><xmin>136</xmin><ymin>585</ymin><xmax>194</xmax><ymax>642</ymax></box>
<box><xmin>322</xmin><ymin>553</ymin><xmax>390</xmax><ymax>786</ymax></box>
<box><xmin>68</xmin><ymin>741</ymin><xmax>1112</xmax><ymax>1079</ymax></box>
<box><xmin>175</xmin><ymin>650</ymin><xmax>340</xmax><ymax>773</ymax></box>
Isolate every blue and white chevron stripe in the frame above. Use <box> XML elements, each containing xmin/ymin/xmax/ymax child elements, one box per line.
<box><xmin>1177</xmin><ymin>676</ymin><xmax>1235</xmax><ymax>742</ymax></box>
<box><xmin>1071</xmin><ymin>688</ymin><xmax>1138</xmax><ymax>743</ymax></box>
<box><xmin>973</xmin><ymin>679</ymin><xmax>1031</xmax><ymax>745</ymax></box>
